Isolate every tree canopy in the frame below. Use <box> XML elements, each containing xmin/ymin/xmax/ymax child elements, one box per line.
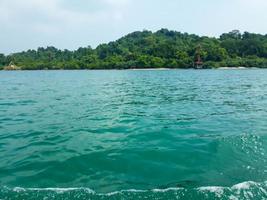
<box><xmin>1</xmin><ymin>29</ymin><xmax>267</xmax><ymax>70</ymax></box>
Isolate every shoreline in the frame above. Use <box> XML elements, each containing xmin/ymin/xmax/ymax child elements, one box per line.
<box><xmin>128</xmin><ymin>68</ymin><xmax>171</xmax><ymax>71</ymax></box>
<box><xmin>217</xmin><ymin>66</ymin><xmax>248</xmax><ymax>70</ymax></box>
<box><xmin>0</xmin><ymin>67</ymin><xmax>263</xmax><ymax>71</ymax></box>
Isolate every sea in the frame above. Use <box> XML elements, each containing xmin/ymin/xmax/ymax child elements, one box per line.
<box><xmin>0</xmin><ymin>69</ymin><xmax>267</xmax><ymax>199</ymax></box>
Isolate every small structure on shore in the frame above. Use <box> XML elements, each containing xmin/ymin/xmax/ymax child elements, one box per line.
<box><xmin>3</xmin><ymin>62</ymin><xmax>21</xmax><ymax>70</ymax></box>
<box><xmin>194</xmin><ymin>45</ymin><xmax>203</xmax><ymax>69</ymax></box>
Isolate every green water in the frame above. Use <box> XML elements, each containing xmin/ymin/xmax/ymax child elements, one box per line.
<box><xmin>0</xmin><ymin>69</ymin><xmax>267</xmax><ymax>199</ymax></box>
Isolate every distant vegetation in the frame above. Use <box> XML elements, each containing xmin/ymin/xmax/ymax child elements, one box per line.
<box><xmin>1</xmin><ymin>29</ymin><xmax>267</xmax><ymax>70</ymax></box>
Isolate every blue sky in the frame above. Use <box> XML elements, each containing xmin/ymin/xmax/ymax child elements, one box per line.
<box><xmin>1</xmin><ymin>0</ymin><xmax>267</xmax><ymax>54</ymax></box>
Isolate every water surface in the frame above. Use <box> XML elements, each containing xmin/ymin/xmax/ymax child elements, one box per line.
<box><xmin>0</xmin><ymin>69</ymin><xmax>267</xmax><ymax>199</ymax></box>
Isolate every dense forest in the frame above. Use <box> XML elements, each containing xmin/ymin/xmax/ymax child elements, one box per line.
<box><xmin>1</xmin><ymin>29</ymin><xmax>267</xmax><ymax>70</ymax></box>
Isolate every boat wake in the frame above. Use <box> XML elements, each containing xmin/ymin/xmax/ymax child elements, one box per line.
<box><xmin>1</xmin><ymin>181</ymin><xmax>267</xmax><ymax>200</ymax></box>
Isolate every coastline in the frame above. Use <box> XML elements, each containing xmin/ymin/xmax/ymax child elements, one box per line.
<box><xmin>0</xmin><ymin>66</ymin><xmax>263</xmax><ymax>71</ymax></box>
<box><xmin>217</xmin><ymin>66</ymin><xmax>247</xmax><ymax>70</ymax></box>
<box><xmin>128</xmin><ymin>68</ymin><xmax>171</xmax><ymax>71</ymax></box>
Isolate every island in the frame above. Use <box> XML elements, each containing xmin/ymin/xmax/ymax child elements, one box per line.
<box><xmin>0</xmin><ymin>29</ymin><xmax>267</xmax><ymax>70</ymax></box>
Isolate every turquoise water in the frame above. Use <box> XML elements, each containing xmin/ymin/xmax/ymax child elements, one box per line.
<box><xmin>0</xmin><ymin>69</ymin><xmax>267</xmax><ymax>199</ymax></box>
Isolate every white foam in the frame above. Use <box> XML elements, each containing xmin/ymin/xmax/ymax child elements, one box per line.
<box><xmin>231</xmin><ymin>181</ymin><xmax>256</xmax><ymax>190</ymax></box>
<box><xmin>13</xmin><ymin>187</ymin><xmax>26</xmax><ymax>192</ymax></box>
<box><xmin>104</xmin><ymin>189</ymin><xmax>146</xmax><ymax>196</ymax></box>
<box><xmin>152</xmin><ymin>187</ymin><xmax>183</xmax><ymax>192</ymax></box>
<box><xmin>103</xmin><ymin>191</ymin><xmax>121</xmax><ymax>196</ymax></box>
<box><xmin>13</xmin><ymin>187</ymin><xmax>95</xmax><ymax>194</ymax></box>
<box><xmin>6</xmin><ymin>180</ymin><xmax>267</xmax><ymax>197</ymax></box>
<box><xmin>198</xmin><ymin>186</ymin><xmax>224</xmax><ymax>198</ymax></box>
<box><xmin>198</xmin><ymin>186</ymin><xmax>223</xmax><ymax>192</ymax></box>
<box><xmin>229</xmin><ymin>194</ymin><xmax>239</xmax><ymax>200</ymax></box>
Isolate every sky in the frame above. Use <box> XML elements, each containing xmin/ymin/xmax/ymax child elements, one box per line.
<box><xmin>0</xmin><ymin>0</ymin><xmax>267</xmax><ymax>54</ymax></box>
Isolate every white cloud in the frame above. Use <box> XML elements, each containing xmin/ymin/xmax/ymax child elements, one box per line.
<box><xmin>0</xmin><ymin>0</ymin><xmax>131</xmax><ymax>33</ymax></box>
<box><xmin>0</xmin><ymin>0</ymin><xmax>266</xmax><ymax>54</ymax></box>
<box><xmin>0</xmin><ymin>0</ymin><xmax>134</xmax><ymax>53</ymax></box>
<box><xmin>104</xmin><ymin>0</ymin><xmax>131</xmax><ymax>7</ymax></box>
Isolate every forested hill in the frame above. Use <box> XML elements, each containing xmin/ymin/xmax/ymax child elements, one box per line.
<box><xmin>1</xmin><ymin>29</ymin><xmax>267</xmax><ymax>70</ymax></box>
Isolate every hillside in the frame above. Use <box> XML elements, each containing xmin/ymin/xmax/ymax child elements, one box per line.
<box><xmin>1</xmin><ymin>29</ymin><xmax>267</xmax><ymax>70</ymax></box>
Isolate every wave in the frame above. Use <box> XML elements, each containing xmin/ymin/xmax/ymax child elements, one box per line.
<box><xmin>1</xmin><ymin>181</ymin><xmax>267</xmax><ymax>200</ymax></box>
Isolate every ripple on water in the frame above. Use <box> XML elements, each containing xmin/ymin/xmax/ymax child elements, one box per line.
<box><xmin>0</xmin><ymin>70</ymin><xmax>267</xmax><ymax>196</ymax></box>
